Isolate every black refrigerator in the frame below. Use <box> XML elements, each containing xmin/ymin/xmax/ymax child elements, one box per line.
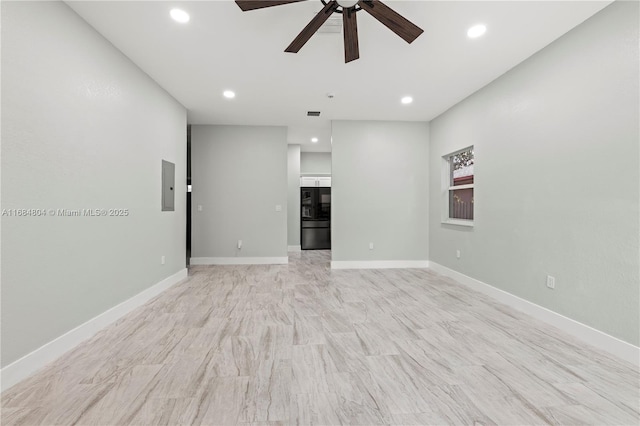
<box><xmin>301</xmin><ymin>187</ymin><xmax>331</xmax><ymax>250</ymax></box>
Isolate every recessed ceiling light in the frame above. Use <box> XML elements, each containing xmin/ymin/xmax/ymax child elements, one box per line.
<box><xmin>311</xmin><ymin>137</ymin><xmax>319</xmax><ymax>143</ymax></box>
<box><xmin>170</xmin><ymin>8</ymin><xmax>190</xmax><ymax>24</ymax></box>
<box><xmin>467</xmin><ymin>24</ymin><xmax>487</xmax><ymax>39</ymax></box>
<box><xmin>401</xmin><ymin>96</ymin><xmax>413</xmax><ymax>105</ymax></box>
<box><xmin>223</xmin><ymin>90</ymin><xmax>236</xmax><ymax>99</ymax></box>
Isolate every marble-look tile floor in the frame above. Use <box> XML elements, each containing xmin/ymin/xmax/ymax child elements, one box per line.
<box><xmin>2</xmin><ymin>250</ymin><xmax>639</xmax><ymax>425</ymax></box>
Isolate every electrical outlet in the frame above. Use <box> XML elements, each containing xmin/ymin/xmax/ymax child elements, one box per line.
<box><xmin>456</xmin><ymin>250</ymin><xmax>461</xmax><ymax>259</ymax></box>
<box><xmin>197</xmin><ymin>205</ymin><xmax>203</xmax><ymax>212</ymax></box>
<box><xmin>546</xmin><ymin>275</ymin><xmax>555</xmax><ymax>289</ymax></box>
<box><xmin>275</xmin><ymin>205</ymin><xmax>282</xmax><ymax>212</ymax></box>
<box><xmin>369</xmin><ymin>242</ymin><xmax>374</xmax><ymax>250</ymax></box>
<box><xmin>237</xmin><ymin>240</ymin><xmax>242</xmax><ymax>249</ymax></box>
<box><xmin>161</xmin><ymin>255</ymin><xmax>165</xmax><ymax>265</ymax></box>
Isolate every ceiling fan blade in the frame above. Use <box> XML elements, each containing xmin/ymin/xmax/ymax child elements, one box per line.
<box><xmin>285</xmin><ymin>0</ymin><xmax>338</xmax><ymax>53</ymax></box>
<box><xmin>343</xmin><ymin>8</ymin><xmax>359</xmax><ymax>63</ymax></box>
<box><xmin>235</xmin><ymin>0</ymin><xmax>306</xmax><ymax>12</ymax></box>
<box><xmin>360</xmin><ymin>0</ymin><xmax>423</xmax><ymax>44</ymax></box>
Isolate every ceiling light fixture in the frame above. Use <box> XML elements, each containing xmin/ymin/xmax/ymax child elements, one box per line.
<box><xmin>170</xmin><ymin>9</ymin><xmax>190</xmax><ymax>24</ymax></box>
<box><xmin>401</xmin><ymin>96</ymin><xmax>413</xmax><ymax>105</ymax></box>
<box><xmin>467</xmin><ymin>24</ymin><xmax>487</xmax><ymax>39</ymax></box>
<box><xmin>311</xmin><ymin>137</ymin><xmax>319</xmax><ymax>143</ymax></box>
<box><xmin>337</xmin><ymin>0</ymin><xmax>359</xmax><ymax>7</ymax></box>
<box><xmin>223</xmin><ymin>90</ymin><xmax>236</xmax><ymax>99</ymax></box>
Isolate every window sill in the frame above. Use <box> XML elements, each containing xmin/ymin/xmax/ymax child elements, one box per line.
<box><xmin>441</xmin><ymin>219</ymin><xmax>474</xmax><ymax>228</ymax></box>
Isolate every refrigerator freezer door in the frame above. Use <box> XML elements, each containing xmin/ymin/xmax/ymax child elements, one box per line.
<box><xmin>301</xmin><ymin>228</ymin><xmax>331</xmax><ymax>250</ymax></box>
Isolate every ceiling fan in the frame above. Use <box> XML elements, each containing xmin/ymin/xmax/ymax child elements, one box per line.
<box><xmin>235</xmin><ymin>0</ymin><xmax>424</xmax><ymax>63</ymax></box>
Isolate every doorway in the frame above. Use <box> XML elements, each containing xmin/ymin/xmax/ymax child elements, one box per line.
<box><xmin>186</xmin><ymin>125</ymin><xmax>191</xmax><ymax>266</ymax></box>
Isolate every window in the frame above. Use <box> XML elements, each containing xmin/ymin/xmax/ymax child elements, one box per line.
<box><xmin>443</xmin><ymin>146</ymin><xmax>474</xmax><ymax>224</ymax></box>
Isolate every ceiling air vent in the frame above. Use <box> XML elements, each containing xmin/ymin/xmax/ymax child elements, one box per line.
<box><xmin>318</xmin><ymin>15</ymin><xmax>342</xmax><ymax>34</ymax></box>
<box><xmin>307</xmin><ymin>111</ymin><xmax>321</xmax><ymax>117</ymax></box>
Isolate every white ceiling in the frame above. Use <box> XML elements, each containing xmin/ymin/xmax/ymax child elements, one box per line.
<box><xmin>67</xmin><ymin>0</ymin><xmax>610</xmax><ymax>152</ymax></box>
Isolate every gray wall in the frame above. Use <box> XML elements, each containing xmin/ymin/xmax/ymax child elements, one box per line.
<box><xmin>288</xmin><ymin>145</ymin><xmax>301</xmax><ymax>247</ymax></box>
<box><xmin>332</xmin><ymin>121</ymin><xmax>429</xmax><ymax>262</ymax></box>
<box><xmin>191</xmin><ymin>125</ymin><xmax>288</xmax><ymax>259</ymax></box>
<box><xmin>429</xmin><ymin>1</ymin><xmax>639</xmax><ymax>345</ymax></box>
<box><xmin>1</xmin><ymin>1</ymin><xmax>187</xmax><ymax>367</ymax></box>
<box><xmin>300</xmin><ymin>152</ymin><xmax>331</xmax><ymax>175</ymax></box>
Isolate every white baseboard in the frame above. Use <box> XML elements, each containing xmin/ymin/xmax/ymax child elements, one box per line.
<box><xmin>331</xmin><ymin>260</ymin><xmax>429</xmax><ymax>270</ymax></box>
<box><xmin>190</xmin><ymin>257</ymin><xmax>288</xmax><ymax>265</ymax></box>
<box><xmin>288</xmin><ymin>245</ymin><xmax>301</xmax><ymax>252</ymax></box>
<box><xmin>428</xmin><ymin>262</ymin><xmax>640</xmax><ymax>367</ymax></box>
<box><xmin>0</xmin><ymin>268</ymin><xmax>188</xmax><ymax>393</ymax></box>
